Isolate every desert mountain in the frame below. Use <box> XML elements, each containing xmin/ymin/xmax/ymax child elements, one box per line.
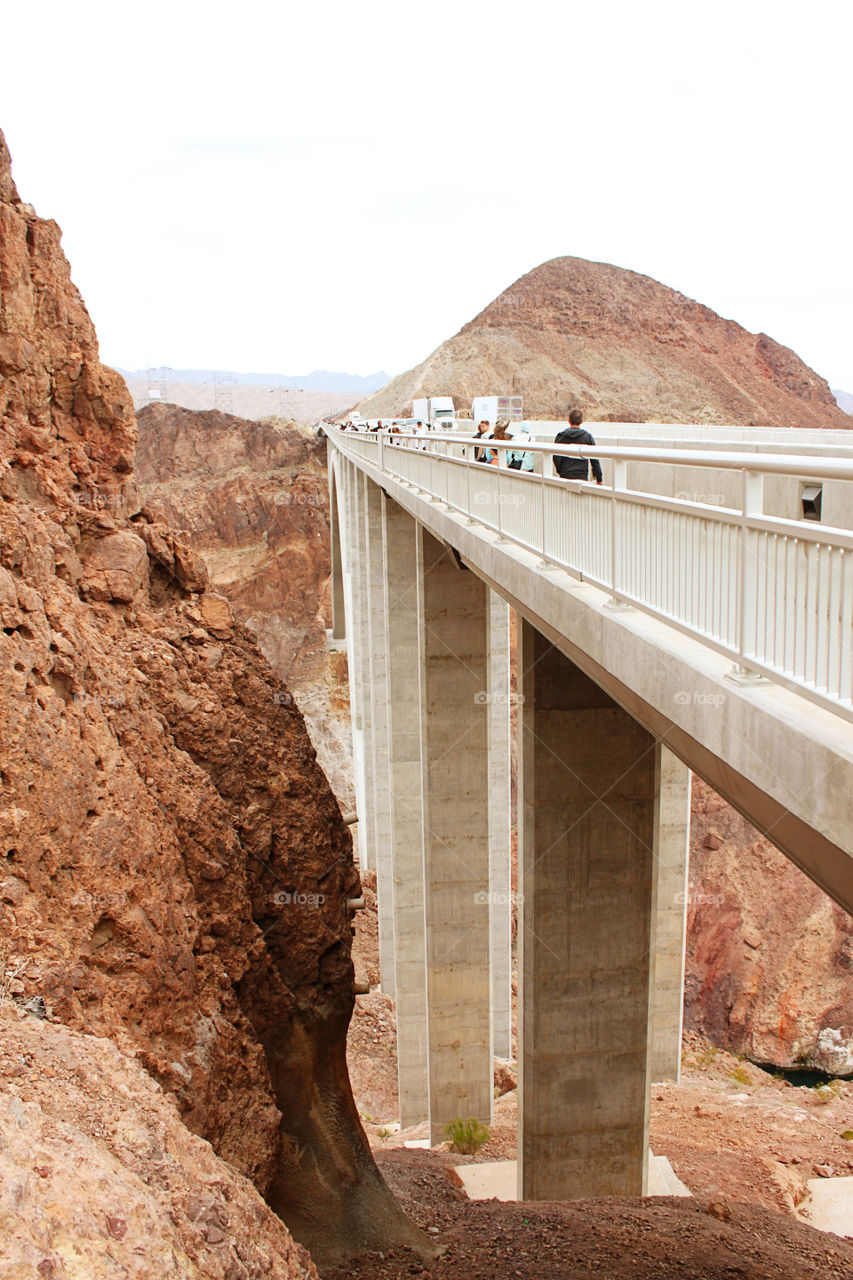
<box><xmin>360</xmin><ymin>256</ymin><xmax>851</xmax><ymax>428</ymax></box>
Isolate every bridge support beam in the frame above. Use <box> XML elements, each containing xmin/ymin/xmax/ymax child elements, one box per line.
<box><xmin>420</xmin><ymin>529</ymin><xmax>493</xmax><ymax>1139</ymax></box>
<box><xmin>363</xmin><ymin>475</ymin><xmax>396</xmax><ymax>996</ymax></box>
<box><xmin>382</xmin><ymin>494</ymin><xmax>430</xmax><ymax>1127</ymax></box>
<box><xmin>340</xmin><ymin>458</ymin><xmax>372</xmax><ymax>872</ymax></box>
<box><xmin>328</xmin><ymin>456</ymin><xmax>346</xmax><ymax>641</ymax></box>
<box><xmin>518</xmin><ymin>619</ymin><xmax>655</xmax><ymax>1200</ymax></box>
<box><xmin>651</xmin><ymin>747</ymin><xmax>690</xmax><ymax>1082</ymax></box>
<box><xmin>487</xmin><ymin>592</ymin><xmax>513</xmax><ymax>1061</ymax></box>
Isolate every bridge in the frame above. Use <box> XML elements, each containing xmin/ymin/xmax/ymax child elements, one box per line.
<box><xmin>325</xmin><ymin>422</ymin><xmax>853</xmax><ymax>1201</ymax></box>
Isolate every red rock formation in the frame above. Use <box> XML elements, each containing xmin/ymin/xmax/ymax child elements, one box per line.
<box><xmin>135</xmin><ymin>403</ymin><xmax>353</xmax><ymax>806</ymax></box>
<box><xmin>0</xmin><ymin>1005</ymin><xmax>319</xmax><ymax>1278</ymax></box>
<box><xmin>360</xmin><ymin>256</ymin><xmax>852</xmax><ymax>427</ymax></box>
<box><xmin>685</xmin><ymin>779</ymin><xmax>853</xmax><ymax>1075</ymax></box>
<box><xmin>0</xmin><ymin>127</ymin><xmax>425</xmax><ymax>1269</ymax></box>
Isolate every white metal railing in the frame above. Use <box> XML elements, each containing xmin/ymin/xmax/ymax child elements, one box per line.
<box><xmin>328</xmin><ymin>427</ymin><xmax>853</xmax><ymax>723</ymax></box>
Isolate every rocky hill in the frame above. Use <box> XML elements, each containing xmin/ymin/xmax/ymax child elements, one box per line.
<box><xmin>360</xmin><ymin>256</ymin><xmax>852</xmax><ymax>427</ymax></box>
<box><xmin>0</xmin><ymin>126</ymin><xmax>424</xmax><ymax>1271</ymax></box>
<box><xmin>135</xmin><ymin>402</ymin><xmax>353</xmax><ymax>806</ymax></box>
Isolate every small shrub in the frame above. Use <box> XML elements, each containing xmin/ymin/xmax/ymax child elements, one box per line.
<box><xmin>841</xmin><ymin>1129</ymin><xmax>853</xmax><ymax>1141</ymax></box>
<box><xmin>377</xmin><ymin>1127</ymin><xmax>392</xmax><ymax>1139</ymax></box>
<box><xmin>444</xmin><ymin>1117</ymin><xmax>491</xmax><ymax>1155</ymax></box>
<box><xmin>812</xmin><ymin>1080</ymin><xmax>843</xmax><ymax>1105</ymax></box>
<box><xmin>730</xmin><ymin>1065</ymin><xmax>752</xmax><ymax>1086</ymax></box>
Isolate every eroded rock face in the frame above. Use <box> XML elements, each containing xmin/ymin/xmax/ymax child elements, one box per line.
<box><xmin>0</xmin><ymin>127</ymin><xmax>425</xmax><ymax>1269</ymax></box>
<box><xmin>360</xmin><ymin>256</ymin><xmax>852</xmax><ymax>427</ymax></box>
<box><xmin>136</xmin><ymin>402</ymin><xmax>354</xmax><ymax>807</ymax></box>
<box><xmin>0</xmin><ymin>1006</ymin><xmax>319</xmax><ymax>1280</ymax></box>
<box><xmin>685</xmin><ymin>779</ymin><xmax>853</xmax><ymax>1074</ymax></box>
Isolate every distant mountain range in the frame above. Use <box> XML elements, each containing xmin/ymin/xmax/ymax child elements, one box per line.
<box><xmin>116</xmin><ymin>368</ymin><xmax>389</xmax><ymax>394</ymax></box>
<box><xmin>833</xmin><ymin>389</ymin><xmax>853</xmax><ymax>415</ymax></box>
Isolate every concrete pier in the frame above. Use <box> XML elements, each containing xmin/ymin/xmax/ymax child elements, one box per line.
<box><xmin>363</xmin><ymin>476</ymin><xmax>396</xmax><ymax>995</ymax></box>
<box><xmin>517</xmin><ymin>619</ymin><xmax>656</xmax><ymax>1200</ymax></box>
<box><xmin>651</xmin><ymin>747</ymin><xmax>690</xmax><ymax>1082</ymax></box>
<box><xmin>328</xmin><ymin>460</ymin><xmax>346</xmax><ymax>640</ymax></box>
<box><xmin>487</xmin><ymin>592</ymin><xmax>513</xmax><ymax>1060</ymax></box>
<box><xmin>337</xmin><ymin>458</ymin><xmax>371</xmax><ymax>872</ymax></box>
<box><xmin>419</xmin><ymin>528</ymin><xmax>493</xmax><ymax>1139</ymax></box>
<box><xmin>382</xmin><ymin>493</ymin><xmax>430</xmax><ymax>1127</ymax></box>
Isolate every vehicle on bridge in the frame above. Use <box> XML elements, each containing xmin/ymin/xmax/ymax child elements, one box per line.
<box><xmin>472</xmin><ymin>394</ymin><xmax>524</xmax><ymax>426</ymax></box>
<box><xmin>412</xmin><ymin>396</ymin><xmax>455</xmax><ymax>428</ymax></box>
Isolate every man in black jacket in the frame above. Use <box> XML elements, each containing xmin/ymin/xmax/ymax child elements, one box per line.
<box><xmin>553</xmin><ymin>408</ymin><xmax>603</xmax><ymax>483</ymax></box>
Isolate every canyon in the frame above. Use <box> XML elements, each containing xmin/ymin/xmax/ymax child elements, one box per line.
<box><xmin>136</xmin><ymin>404</ymin><xmax>853</xmax><ymax>1085</ymax></box>
<box><xmin>2</xmin><ymin>121</ymin><xmax>852</xmax><ymax>1277</ymax></box>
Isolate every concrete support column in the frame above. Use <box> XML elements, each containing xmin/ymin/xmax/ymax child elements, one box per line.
<box><xmin>419</xmin><ymin>529</ymin><xmax>493</xmax><ymax>1139</ymax></box>
<box><xmin>487</xmin><ymin>591</ymin><xmax>513</xmax><ymax>1060</ymax></box>
<box><xmin>344</xmin><ymin>460</ymin><xmax>373</xmax><ymax>871</ymax></box>
<box><xmin>650</xmin><ymin>746</ymin><xmax>690</xmax><ymax>1082</ymax></box>
<box><xmin>382</xmin><ymin>495</ymin><xmax>429</xmax><ymax>1126</ymax></box>
<box><xmin>328</xmin><ymin>454</ymin><xmax>346</xmax><ymax>641</ymax></box>
<box><xmin>363</xmin><ymin>476</ymin><xmax>395</xmax><ymax>996</ymax></box>
<box><xmin>518</xmin><ymin>620</ymin><xmax>656</xmax><ymax>1200</ymax></box>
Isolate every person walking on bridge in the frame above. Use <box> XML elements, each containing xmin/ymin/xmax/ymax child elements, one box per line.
<box><xmin>474</xmin><ymin>419</ymin><xmax>492</xmax><ymax>463</ymax></box>
<box><xmin>554</xmin><ymin>408</ymin><xmax>603</xmax><ymax>483</ymax></box>
<box><xmin>485</xmin><ymin>421</ymin><xmax>511</xmax><ymax>465</ymax></box>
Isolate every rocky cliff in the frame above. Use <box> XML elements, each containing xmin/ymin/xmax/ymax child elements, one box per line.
<box><xmin>0</xmin><ymin>1005</ymin><xmax>320</xmax><ymax>1278</ymax></box>
<box><xmin>360</xmin><ymin>256</ymin><xmax>852</xmax><ymax>427</ymax></box>
<box><xmin>135</xmin><ymin>402</ymin><xmax>353</xmax><ymax>807</ymax></box>
<box><xmin>0</xmin><ymin>127</ymin><xmax>424</xmax><ymax>1270</ymax></box>
<box><xmin>685</xmin><ymin>779</ymin><xmax>853</xmax><ymax>1076</ymax></box>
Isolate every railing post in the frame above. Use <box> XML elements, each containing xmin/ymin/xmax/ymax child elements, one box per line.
<box><xmin>610</xmin><ymin>459</ymin><xmax>628</xmax><ymax>604</ymax></box>
<box><xmin>465</xmin><ymin>443</ymin><xmax>477</xmax><ymax>524</ymax></box>
<box><xmin>736</xmin><ymin>469</ymin><xmax>764</xmax><ymax>671</ymax></box>
<box><xmin>537</xmin><ymin>456</ymin><xmax>548</xmax><ymax>567</ymax></box>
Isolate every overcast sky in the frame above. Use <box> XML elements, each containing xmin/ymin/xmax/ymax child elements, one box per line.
<box><xmin>2</xmin><ymin>0</ymin><xmax>851</xmax><ymax>390</ymax></box>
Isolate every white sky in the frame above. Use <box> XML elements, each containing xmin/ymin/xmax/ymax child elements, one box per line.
<box><xmin>1</xmin><ymin>0</ymin><xmax>851</xmax><ymax>390</ymax></box>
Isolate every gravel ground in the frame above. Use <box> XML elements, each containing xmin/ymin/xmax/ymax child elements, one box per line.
<box><xmin>324</xmin><ymin>1147</ymin><xmax>853</xmax><ymax>1280</ymax></box>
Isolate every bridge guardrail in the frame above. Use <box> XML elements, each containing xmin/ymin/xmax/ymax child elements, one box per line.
<box><xmin>328</xmin><ymin>427</ymin><xmax>853</xmax><ymax>723</ymax></box>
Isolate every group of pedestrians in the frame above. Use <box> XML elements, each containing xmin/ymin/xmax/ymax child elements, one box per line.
<box><xmin>336</xmin><ymin>407</ymin><xmax>603</xmax><ymax>483</ymax></box>
<box><xmin>474</xmin><ymin>408</ymin><xmax>602</xmax><ymax>483</ymax></box>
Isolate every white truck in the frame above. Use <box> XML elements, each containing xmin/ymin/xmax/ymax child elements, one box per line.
<box><xmin>471</xmin><ymin>395</ymin><xmax>523</xmax><ymax>427</ymax></box>
<box><xmin>412</xmin><ymin>396</ymin><xmax>456</xmax><ymax>428</ymax></box>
